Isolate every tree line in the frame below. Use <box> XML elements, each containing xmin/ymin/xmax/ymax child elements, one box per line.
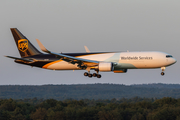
<box><xmin>1</xmin><ymin>97</ymin><xmax>180</xmax><ymax>120</ymax></box>
<box><xmin>1</xmin><ymin>83</ymin><xmax>180</xmax><ymax>100</ymax></box>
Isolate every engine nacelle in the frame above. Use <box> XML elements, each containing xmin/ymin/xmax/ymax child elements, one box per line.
<box><xmin>113</xmin><ymin>69</ymin><xmax>128</xmax><ymax>73</ymax></box>
<box><xmin>98</xmin><ymin>62</ymin><xmax>114</xmax><ymax>72</ymax></box>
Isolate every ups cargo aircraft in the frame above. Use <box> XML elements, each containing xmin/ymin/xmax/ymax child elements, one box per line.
<box><xmin>6</xmin><ymin>28</ymin><xmax>177</xmax><ymax>78</ymax></box>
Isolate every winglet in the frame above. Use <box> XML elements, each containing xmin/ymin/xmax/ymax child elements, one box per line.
<box><xmin>36</xmin><ymin>39</ymin><xmax>50</xmax><ymax>53</ymax></box>
<box><xmin>84</xmin><ymin>46</ymin><xmax>90</xmax><ymax>53</ymax></box>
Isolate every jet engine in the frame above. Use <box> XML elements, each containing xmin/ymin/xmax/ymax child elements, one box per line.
<box><xmin>98</xmin><ymin>62</ymin><xmax>114</xmax><ymax>71</ymax></box>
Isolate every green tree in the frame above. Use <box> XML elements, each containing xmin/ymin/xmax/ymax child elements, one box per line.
<box><xmin>30</xmin><ymin>108</ymin><xmax>47</xmax><ymax>120</ymax></box>
<box><xmin>47</xmin><ymin>108</ymin><xmax>55</xmax><ymax>120</ymax></box>
<box><xmin>65</xmin><ymin>107</ymin><xmax>77</xmax><ymax>120</ymax></box>
<box><xmin>0</xmin><ymin>110</ymin><xmax>11</xmax><ymax>120</ymax></box>
<box><xmin>0</xmin><ymin>99</ymin><xmax>16</xmax><ymax>111</ymax></box>
<box><xmin>54</xmin><ymin>111</ymin><xmax>66</xmax><ymax>120</ymax></box>
<box><xmin>131</xmin><ymin>113</ymin><xmax>144</xmax><ymax>120</ymax></box>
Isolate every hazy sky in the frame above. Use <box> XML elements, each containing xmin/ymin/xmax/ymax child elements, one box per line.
<box><xmin>0</xmin><ymin>0</ymin><xmax>180</xmax><ymax>85</ymax></box>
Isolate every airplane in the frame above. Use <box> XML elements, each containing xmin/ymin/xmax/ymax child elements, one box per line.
<box><xmin>6</xmin><ymin>28</ymin><xmax>177</xmax><ymax>78</ymax></box>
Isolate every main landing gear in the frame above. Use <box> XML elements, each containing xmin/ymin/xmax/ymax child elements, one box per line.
<box><xmin>84</xmin><ymin>72</ymin><xmax>101</xmax><ymax>78</ymax></box>
<box><xmin>161</xmin><ymin>67</ymin><xmax>166</xmax><ymax>76</ymax></box>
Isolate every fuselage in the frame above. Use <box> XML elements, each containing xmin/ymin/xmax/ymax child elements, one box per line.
<box><xmin>16</xmin><ymin>51</ymin><xmax>176</xmax><ymax>71</ymax></box>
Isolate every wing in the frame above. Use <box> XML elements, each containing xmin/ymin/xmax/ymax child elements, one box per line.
<box><xmin>36</xmin><ymin>39</ymin><xmax>99</xmax><ymax>69</ymax></box>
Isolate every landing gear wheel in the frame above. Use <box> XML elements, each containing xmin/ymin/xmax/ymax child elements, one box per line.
<box><xmin>88</xmin><ymin>74</ymin><xmax>92</xmax><ymax>78</ymax></box>
<box><xmin>161</xmin><ymin>72</ymin><xmax>165</xmax><ymax>76</ymax></box>
<box><xmin>161</xmin><ymin>67</ymin><xmax>165</xmax><ymax>76</ymax></box>
<box><xmin>93</xmin><ymin>73</ymin><xmax>97</xmax><ymax>77</ymax></box>
<box><xmin>97</xmin><ymin>74</ymin><xmax>101</xmax><ymax>78</ymax></box>
<box><xmin>84</xmin><ymin>72</ymin><xmax>88</xmax><ymax>76</ymax></box>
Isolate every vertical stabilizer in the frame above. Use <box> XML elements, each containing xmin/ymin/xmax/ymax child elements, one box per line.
<box><xmin>10</xmin><ymin>28</ymin><xmax>42</xmax><ymax>58</ymax></box>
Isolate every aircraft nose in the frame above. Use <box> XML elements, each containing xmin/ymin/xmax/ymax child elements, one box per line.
<box><xmin>173</xmin><ymin>58</ymin><xmax>177</xmax><ymax>63</ymax></box>
<box><xmin>171</xmin><ymin>58</ymin><xmax>177</xmax><ymax>64</ymax></box>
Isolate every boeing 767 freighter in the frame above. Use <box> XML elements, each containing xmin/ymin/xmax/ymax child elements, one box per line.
<box><xmin>6</xmin><ymin>28</ymin><xmax>177</xmax><ymax>78</ymax></box>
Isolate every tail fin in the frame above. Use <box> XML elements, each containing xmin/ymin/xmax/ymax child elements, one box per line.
<box><xmin>10</xmin><ymin>28</ymin><xmax>42</xmax><ymax>58</ymax></box>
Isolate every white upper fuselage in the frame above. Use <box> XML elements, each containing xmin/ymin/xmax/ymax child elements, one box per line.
<box><xmin>43</xmin><ymin>51</ymin><xmax>176</xmax><ymax>70</ymax></box>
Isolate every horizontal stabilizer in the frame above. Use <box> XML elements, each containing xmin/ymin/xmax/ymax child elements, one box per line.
<box><xmin>5</xmin><ymin>56</ymin><xmax>34</xmax><ymax>62</ymax></box>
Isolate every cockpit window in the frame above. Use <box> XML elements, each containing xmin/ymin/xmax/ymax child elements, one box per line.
<box><xmin>166</xmin><ymin>55</ymin><xmax>173</xmax><ymax>58</ymax></box>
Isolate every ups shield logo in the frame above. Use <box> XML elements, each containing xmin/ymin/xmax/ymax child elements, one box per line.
<box><xmin>18</xmin><ymin>39</ymin><xmax>28</xmax><ymax>52</ymax></box>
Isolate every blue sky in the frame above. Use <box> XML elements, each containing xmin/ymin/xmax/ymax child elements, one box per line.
<box><xmin>0</xmin><ymin>0</ymin><xmax>180</xmax><ymax>85</ymax></box>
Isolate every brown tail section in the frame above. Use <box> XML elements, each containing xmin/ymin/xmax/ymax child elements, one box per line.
<box><xmin>11</xmin><ymin>28</ymin><xmax>42</xmax><ymax>58</ymax></box>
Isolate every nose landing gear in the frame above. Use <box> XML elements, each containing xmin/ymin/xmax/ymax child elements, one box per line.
<box><xmin>161</xmin><ymin>67</ymin><xmax>166</xmax><ymax>76</ymax></box>
<box><xmin>161</xmin><ymin>72</ymin><xmax>165</xmax><ymax>76</ymax></box>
